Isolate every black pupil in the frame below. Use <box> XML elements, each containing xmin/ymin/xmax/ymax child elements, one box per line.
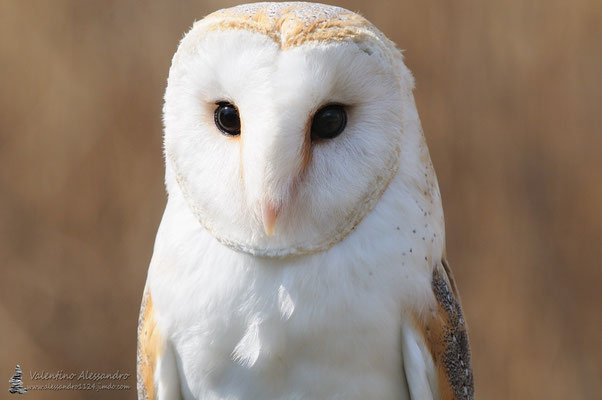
<box><xmin>311</xmin><ymin>105</ymin><xmax>346</xmax><ymax>140</ymax></box>
<box><xmin>215</xmin><ymin>103</ymin><xmax>241</xmax><ymax>135</ymax></box>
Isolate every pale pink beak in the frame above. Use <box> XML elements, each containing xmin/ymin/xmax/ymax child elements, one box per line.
<box><xmin>262</xmin><ymin>200</ymin><xmax>279</xmax><ymax>237</ymax></box>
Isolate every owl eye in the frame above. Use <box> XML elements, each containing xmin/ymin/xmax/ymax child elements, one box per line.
<box><xmin>214</xmin><ymin>102</ymin><xmax>241</xmax><ymax>136</ymax></box>
<box><xmin>311</xmin><ymin>104</ymin><xmax>347</xmax><ymax>140</ymax></box>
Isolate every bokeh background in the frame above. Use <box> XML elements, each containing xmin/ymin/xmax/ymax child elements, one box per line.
<box><xmin>1</xmin><ymin>1</ymin><xmax>600</xmax><ymax>399</ymax></box>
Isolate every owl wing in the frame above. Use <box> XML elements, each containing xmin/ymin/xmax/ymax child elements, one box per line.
<box><xmin>137</xmin><ymin>283</ymin><xmax>158</xmax><ymax>400</ymax></box>
<box><xmin>137</xmin><ymin>282</ymin><xmax>181</xmax><ymax>400</ymax></box>
<box><xmin>401</xmin><ymin>258</ymin><xmax>475</xmax><ymax>400</ymax></box>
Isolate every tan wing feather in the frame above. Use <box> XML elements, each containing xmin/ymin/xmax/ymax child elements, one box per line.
<box><xmin>136</xmin><ymin>286</ymin><xmax>162</xmax><ymax>400</ymax></box>
<box><xmin>415</xmin><ymin>259</ymin><xmax>475</xmax><ymax>400</ymax></box>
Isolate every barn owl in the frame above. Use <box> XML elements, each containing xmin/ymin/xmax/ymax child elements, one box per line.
<box><xmin>137</xmin><ymin>2</ymin><xmax>474</xmax><ymax>400</ymax></box>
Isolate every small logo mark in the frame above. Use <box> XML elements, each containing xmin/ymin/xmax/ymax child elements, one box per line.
<box><xmin>8</xmin><ymin>365</ymin><xmax>27</xmax><ymax>394</ymax></box>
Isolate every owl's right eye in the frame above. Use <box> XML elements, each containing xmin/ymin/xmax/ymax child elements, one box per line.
<box><xmin>214</xmin><ymin>102</ymin><xmax>241</xmax><ymax>136</ymax></box>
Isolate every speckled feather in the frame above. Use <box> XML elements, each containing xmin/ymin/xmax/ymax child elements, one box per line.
<box><xmin>430</xmin><ymin>261</ymin><xmax>474</xmax><ymax>399</ymax></box>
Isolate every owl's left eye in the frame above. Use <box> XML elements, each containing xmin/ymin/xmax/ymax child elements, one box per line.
<box><xmin>311</xmin><ymin>104</ymin><xmax>347</xmax><ymax>140</ymax></box>
<box><xmin>214</xmin><ymin>102</ymin><xmax>241</xmax><ymax>136</ymax></box>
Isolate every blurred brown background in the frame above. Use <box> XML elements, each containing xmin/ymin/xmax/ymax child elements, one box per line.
<box><xmin>1</xmin><ymin>0</ymin><xmax>600</xmax><ymax>399</ymax></box>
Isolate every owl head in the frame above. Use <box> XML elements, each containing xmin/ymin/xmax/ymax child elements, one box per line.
<box><xmin>163</xmin><ymin>2</ymin><xmax>421</xmax><ymax>257</ymax></box>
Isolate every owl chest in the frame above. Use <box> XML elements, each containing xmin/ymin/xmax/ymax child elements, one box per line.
<box><xmin>151</xmin><ymin>249</ymin><xmax>410</xmax><ymax>399</ymax></box>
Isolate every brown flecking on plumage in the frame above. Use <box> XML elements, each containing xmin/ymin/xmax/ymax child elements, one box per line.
<box><xmin>414</xmin><ymin>260</ymin><xmax>474</xmax><ymax>400</ymax></box>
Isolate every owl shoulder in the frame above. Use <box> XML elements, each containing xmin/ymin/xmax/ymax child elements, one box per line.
<box><xmin>137</xmin><ymin>286</ymin><xmax>161</xmax><ymax>400</ymax></box>
<box><xmin>402</xmin><ymin>258</ymin><xmax>475</xmax><ymax>400</ymax></box>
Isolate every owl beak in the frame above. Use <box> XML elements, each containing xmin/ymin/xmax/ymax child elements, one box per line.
<box><xmin>262</xmin><ymin>200</ymin><xmax>279</xmax><ymax>237</ymax></box>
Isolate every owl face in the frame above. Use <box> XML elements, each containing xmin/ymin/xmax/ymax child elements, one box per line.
<box><xmin>163</xmin><ymin>3</ymin><xmax>415</xmax><ymax>257</ymax></box>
